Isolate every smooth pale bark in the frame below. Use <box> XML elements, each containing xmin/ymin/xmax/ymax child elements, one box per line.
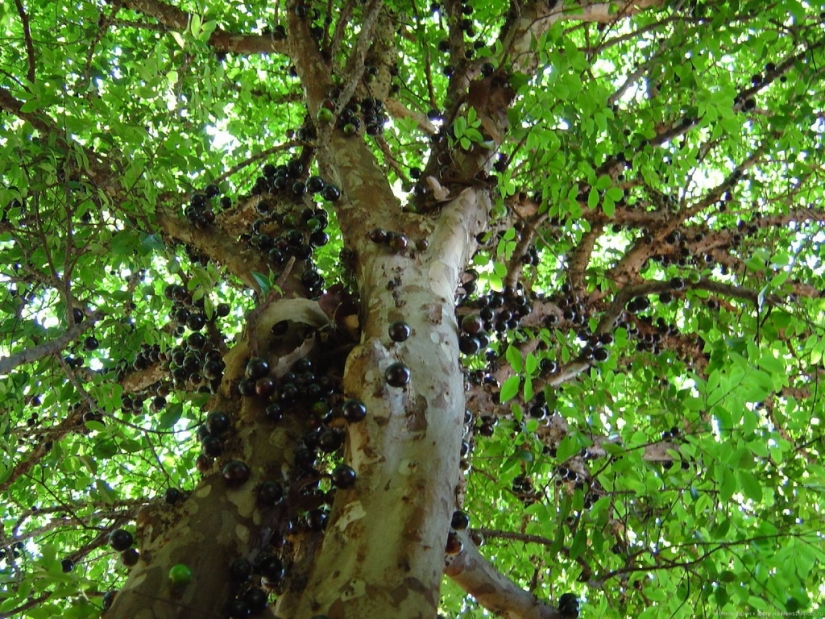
<box><xmin>446</xmin><ymin>532</ymin><xmax>561</xmax><ymax>619</ymax></box>
<box><xmin>277</xmin><ymin>188</ymin><xmax>491</xmax><ymax>618</ymax></box>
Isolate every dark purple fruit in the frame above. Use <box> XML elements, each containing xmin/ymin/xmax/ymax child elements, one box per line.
<box><xmin>318</xmin><ymin>429</ymin><xmax>344</xmax><ymax>453</ymax></box>
<box><xmin>227</xmin><ymin>599</ymin><xmax>251</xmax><ymax>619</ymax></box>
<box><xmin>187</xmin><ymin>332</ymin><xmax>206</xmax><ymax>350</ymax></box>
<box><xmin>195</xmin><ymin>454</ymin><xmax>212</xmax><ymax>473</ymax></box>
<box><xmin>255</xmin><ymin>377</ymin><xmax>276</xmax><ymax>397</ymax></box>
<box><xmin>368</xmin><ymin>228</ymin><xmax>388</xmax><ymax>243</ymax></box>
<box><xmin>258</xmin><ymin>480</ymin><xmax>284</xmax><ymax>506</ymax></box>
<box><xmin>385</xmin><ymin>362</ymin><xmax>410</xmax><ymax>387</ymax></box>
<box><xmin>246</xmin><ymin>357</ymin><xmax>270</xmax><ymax>380</ymax></box>
<box><xmin>342</xmin><ymin>399</ymin><xmax>367</xmax><ymax>422</ymax></box>
<box><xmin>461</xmin><ymin>314</ymin><xmax>484</xmax><ymax>335</ymax></box>
<box><xmin>451</xmin><ymin>510</ymin><xmax>470</xmax><ymax>530</ymax></box>
<box><xmin>388</xmin><ymin>233</ymin><xmax>409</xmax><ymax>252</ymax></box>
<box><xmin>222</xmin><ymin>460</ymin><xmax>251</xmax><ymax>487</ymax></box>
<box><xmin>206</xmin><ymin>411</ymin><xmax>231</xmax><ymax>435</ymax></box>
<box><xmin>264</xmin><ymin>403</ymin><xmax>283</xmax><ymax>422</ymax></box>
<box><xmin>242</xmin><ymin>587</ymin><xmax>268</xmax><ymax>612</ymax></box>
<box><xmin>201</xmin><ymin>435</ymin><xmax>224</xmax><ymax>458</ymax></box>
<box><xmin>83</xmin><ymin>336</ymin><xmax>99</xmax><ymax>351</ymax></box>
<box><xmin>109</xmin><ymin>529</ymin><xmax>134</xmax><ymax>552</ymax></box>
<box><xmin>331</xmin><ymin>464</ymin><xmax>356</xmax><ymax>489</ymax></box>
<box><xmin>121</xmin><ymin>547</ymin><xmax>140</xmax><ymax>567</ymax></box>
<box><xmin>102</xmin><ymin>591</ymin><xmax>116</xmax><ymax>611</ymax></box>
<box><xmin>61</xmin><ymin>558</ymin><xmax>74</xmax><ymax>573</ymax></box>
<box><xmin>306</xmin><ymin>176</ymin><xmax>325</xmax><ymax>193</ymax></box>
<box><xmin>445</xmin><ymin>531</ymin><xmax>463</xmax><ymax>554</ymax></box>
<box><xmin>306</xmin><ymin>508</ymin><xmax>328</xmax><ymax>531</ymax></box>
<box><xmin>256</xmin><ymin>554</ymin><xmax>284</xmax><ymax>582</ymax></box>
<box><xmin>237</xmin><ymin>378</ymin><xmax>257</xmax><ymax>397</ymax></box>
<box><xmin>321</xmin><ymin>184</ymin><xmax>341</xmax><ymax>201</ymax></box>
<box><xmin>164</xmin><ymin>488</ymin><xmax>183</xmax><ymax>505</ymax></box>
<box><xmin>229</xmin><ymin>558</ymin><xmax>253</xmax><ymax>582</ymax></box>
<box><xmin>459</xmin><ymin>335</ymin><xmax>481</xmax><ymax>355</ymax></box>
<box><xmin>388</xmin><ymin>321</ymin><xmax>410</xmax><ymax>342</ymax></box>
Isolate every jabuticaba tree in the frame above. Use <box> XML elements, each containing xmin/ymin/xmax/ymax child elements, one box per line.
<box><xmin>0</xmin><ymin>0</ymin><xmax>824</xmax><ymax>617</ymax></box>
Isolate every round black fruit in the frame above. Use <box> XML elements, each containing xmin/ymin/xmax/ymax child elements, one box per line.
<box><xmin>206</xmin><ymin>411</ymin><xmax>231</xmax><ymax>435</ymax></box>
<box><xmin>164</xmin><ymin>487</ymin><xmax>183</xmax><ymax>505</ymax></box>
<box><xmin>388</xmin><ymin>321</ymin><xmax>411</xmax><ymax>342</ymax></box>
<box><xmin>222</xmin><ymin>461</ymin><xmax>251</xmax><ymax>487</ymax></box>
<box><xmin>83</xmin><ymin>336</ymin><xmax>99</xmax><ymax>351</ymax></box>
<box><xmin>385</xmin><ymin>362</ymin><xmax>410</xmax><ymax>387</ymax></box>
<box><xmin>459</xmin><ymin>335</ymin><xmax>481</xmax><ymax>355</ymax></box>
<box><xmin>243</xmin><ymin>587</ymin><xmax>268</xmax><ymax>612</ymax></box>
<box><xmin>331</xmin><ymin>464</ymin><xmax>357</xmax><ymax>489</ymax></box>
<box><xmin>61</xmin><ymin>558</ymin><xmax>74</xmax><ymax>573</ymax></box>
<box><xmin>229</xmin><ymin>558</ymin><xmax>253</xmax><ymax>582</ymax></box>
<box><xmin>246</xmin><ymin>357</ymin><xmax>270</xmax><ymax>380</ymax></box>
<box><xmin>342</xmin><ymin>399</ymin><xmax>367</xmax><ymax>422</ymax></box>
<box><xmin>451</xmin><ymin>510</ymin><xmax>470</xmax><ymax>530</ymax></box>
<box><xmin>321</xmin><ymin>184</ymin><xmax>341</xmax><ymax>201</ymax></box>
<box><xmin>121</xmin><ymin>547</ymin><xmax>140</xmax><ymax>567</ymax></box>
<box><xmin>201</xmin><ymin>435</ymin><xmax>224</xmax><ymax>458</ymax></box>
<box><xmin>227</xmin><ymin>599</ymin><xmax>251</xmax><ymax>619</ymax></box>
<box><xmin>109</xmin><ymin>528</ymin><xmax>134</xmax><ymax>552</ymax></box>
<box><xmin>258</xmin><ymin>480</ymin><xmax>284</xmax><ymax>506</ymax></box>
<box><xmin>257</xmin><ymin>554</ymin><xmax>284</xmax><ymax>582</ymax></box>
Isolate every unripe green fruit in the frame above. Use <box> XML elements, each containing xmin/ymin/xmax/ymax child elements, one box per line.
<box><xmin>168</xmin><ymin>563</ymin><xmax>193</xmax><ymax>586</ymax></box>
<box><xmin>317</xmin><ymin>108</ymin><xmax>334</xmax><ymax>123</ymax></box>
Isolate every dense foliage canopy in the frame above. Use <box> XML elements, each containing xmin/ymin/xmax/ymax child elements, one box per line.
<box><xmin>1</xmin><ymin>0</ymin><xmax>824</xmax><ymax>618</ymax></box>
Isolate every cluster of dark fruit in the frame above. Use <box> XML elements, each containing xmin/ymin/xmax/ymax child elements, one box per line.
<box><xmin>195</xmin><ymin>410</ymin><xmax>235</xmax><ymax>467</ymax></box>
<box><xmin>184</xmin><ymin>184</ymin><xmax>228</xmax><ymax>229</ymax></box>
<box><xmin>458</xmin><ymin>281</ymin><xmax>533</xmax><ymax>355</ymax></box>
<box><xmin>224</xmin><ymin>554</ymin><xmax>279</xmax><ymax>618</ymax></box>
<box><xmin>557</xmin><ymin>592</ymin><xmax>579</xmax><ymax>618</ymax></box>
<box><xmin>520</xmin><ymin>244</ymin><xmax>540</xmax><ymax>266</ymax></box>
<box><xmin>511</xmin><ymin>474</ymin><xmax>541</xmax><ymax>507</ymax></box>
<box><xmin>549</xmin><ymin>283</ymin><xmax>591</xmax><ymax>327</ymax></box>
<box><xmin>433</xmin><ymin>1</ymin><xmax>479</xmax><ymax>49</ymax></box>
<box><xmin>367</xmin><ymin>227</ymin><xmax>427</xmax><ymax>254</ymax></box>
<box><xmin>329</xmin><ymin>94</ymin><xmax>388</xmax><ymax>137</ymax></box>
<box><xmin>165</xmin><ymin>283</ymin><xmax>231</xmax><ymax>337</ymax></box>
<box><xmin>108</xmin><ymin>528</ymin><xmax>140</xmax><ymax>568</ymax></box>
<box><xmin>250</xmin><ymin>159</ymin><xmax>340</xmax><ymax>205</ymax></box>
<box><xmin>230</xmin><ymin>355</ymin><xmax>364</xmax><ymax>482</ymax></box>
<box><xmin>0</xmin><ymin>541</ymin><xmax>25</xmax><ymax>563</ymax></box>
<box><xmin>125</xmin><ymin>342</ymin><xmax>164</xmax><ymax>372</ymax></box>
<box><xmin>575</xmin><ymin>331</ymin><xmax>613</xmax><ymax>363</ymax></box>
<box><xmin>160</xmin><ymin>285</ymin><xmax>230</xmax><ymax>394</ymax></box>
<box><xmin>614</xmin><ymin>311</ymin><xmax>681</xmax><ymax>357</ymax></box>
<box><xmin>445</xmin><ymin>510</ymin><xmax>471</xmax><ymax>556</ymax></box>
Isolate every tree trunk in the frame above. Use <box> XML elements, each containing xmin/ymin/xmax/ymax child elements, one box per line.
<box><xmin>278</xmin><ymin>188</ymin><xmax>489</xmax><ymax>618</ymax></box>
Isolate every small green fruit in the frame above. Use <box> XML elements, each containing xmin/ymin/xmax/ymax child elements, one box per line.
<box><xmin>168</xmin><ymin>563</ymin><xmax>193</xmax><ymax>586</ymax></box>
<box><xmin>317</xmin><ymin>108</ymin><xmax>334</xmax><ymax>123</ymax></box>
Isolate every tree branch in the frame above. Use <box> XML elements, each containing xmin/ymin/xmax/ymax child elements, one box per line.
<box><xmin>446</xmin><ymin>531</ymin><xmax>561</xmax><ymax>619</ymax></box>
<box><xmin>13</xmin><ymin>0</ymin><xmax>36</xmax><ymax>85</ymax></box>
<box><xmin>120</xmin><ymin>0</ymin><xmax>287</xmax><ymax>55</ymax></box>
<box><xmin>0</xmin><ymin>310</ymin><xmax>104</xmax><ymax>375</ymax></box>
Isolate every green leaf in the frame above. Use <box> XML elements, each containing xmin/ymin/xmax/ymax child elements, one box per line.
<box><xmin>506</xmin><ymin>345</ymin><xmax>523</xmax><ymax>373</ymax></box>
<box><xmin>500</xmin><ymin>376</ymin><xmax>520</xmax><ymax>403</ymax></box>
<box><xmin>738</xmin><ymin>470</ymin><xmax>763</xmax><ymax>502</ymax></box>
<box><xmin>569</xmin><ymin>528</ymin><xmax>587</xmax><ymax>559</ymax></box>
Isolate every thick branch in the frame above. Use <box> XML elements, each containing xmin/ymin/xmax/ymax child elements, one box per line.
<box><xmin>120</xmin><ymin>0</ymin><xmax>287</xmax><ymax>55</ymax></box>
<box><xmin>446</xmin><ymin>531</ymin><xmax>561</xmax><ymax>619</ymax></box>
